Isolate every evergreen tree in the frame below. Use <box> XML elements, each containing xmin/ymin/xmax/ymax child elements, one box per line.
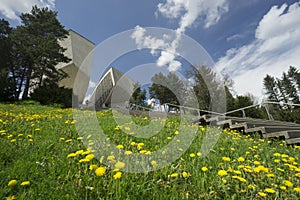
<box><xmin>10</xmin><ymin>6</ymin><xmax>70</xmax><ymax>100</ymax></box>
<box><xmin>149</xmin><ymin>72</ymin><xmax>186</xmax><ymax>105</ymax></box>
<box><xmin>130</xmin><ymin>82</ymin><xmax>147</xmax><ymax>106</ymax></box>
<box><xmin>0</xmin><ymin>19</ymin><xmax>16</xmax><ymax>101</ymax></box>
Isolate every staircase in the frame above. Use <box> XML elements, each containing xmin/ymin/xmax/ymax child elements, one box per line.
<box><xmin>112</xmin><ymin>101</ymin><xmax>300</xmax><ymax>145</ymax></box>
<box><xmin>198</xmin><ymin>115</ymin><xmax>300</xmax><ymax>145</ymax></box>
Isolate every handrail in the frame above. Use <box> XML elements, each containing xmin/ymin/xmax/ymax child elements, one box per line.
<box><xmin>112</xmin><ymin>100</ymin><xmax>300</xmax><ymax>121</ymax></box>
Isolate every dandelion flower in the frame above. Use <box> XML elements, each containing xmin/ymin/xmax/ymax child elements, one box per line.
<box><xmin>182</xmin><ymin>171</ymin><xmax>189</xmax><ymax>178</ymax></box>
<box><xmin>222</xmin><ymin>157</ymin><xmax>231</xmax><ymax>162</ymax></box>
<box><xmin>201</xmin><ymin>167</ymin><xmax>208</xmax><ymax>172</ymax></box>
<box><xmin>264</xmin><ymin>188</ymin><xmax>275</xmax><ymax>193</ymax></box>
<box><xmin>8</xmin><ymin>180</ymin><xmax>17</xmax><ymax>187</ymax></box>
<box><xmin>258</xmin><ymin>192</ymin><xmax>267</xmax><ymax>197</ymax></box>
<box><xmin>253</xmin><ymin>161</ymin><xmax>260</xmax><ymax>165</ymax></box>
<box><xmin>151</xmin><ymin>160</ymin><xmax>158</xmax><ymax>168</ymax></box>
<box><xmin>222</xmin><ymin>178</ymin><xmax>227</xmax><ymax>184</ymax></box>
<box><xmin>125</xmin><ymin>151</ymin><xmax>132</xmax><ymax>155</ymax></box>
<box><xmin>237</xmin><ymin>157</ymin><xmax>245</xmax><ymax>162</ymax></box>
<box><xmin>293</xmin><ymin>187</ymin><xmax>300</xmax><ymax>193</ymax></box>
<box><xmin>115</xmin><ymin>161</ymin><xmax>125</xmax><ymax>169</ymax></box>
<box><xmin>280</xmin><ymin>186</ymin><xmax>287</xmax><ymax>191</ymax></box>
<box><xmin>95</xmin><ymin>166</ymin><xmax>106</xmax><ymax>176</ymax></box>
<box><xmin>190</xmin><ymin>153</ymin><xmax>196</xmax><ymax>158</ymax></box>
<box><xmin>113</xmin><ymin>172</ymin><xmax>122</xmax><ymax>179</ymax></box>
<box><xmin>85</xmin><ymin>154</ymin><xmax>95</xmax><ymax>161</ymax></box>
<box><xmin>283</xmin><ymin>180</ymin><xmax>293</xmax><ymax>187</ymax></box>
<box><xmin>197</xmin><ymin>152</ymin><xmax>202</xmax><ymax>157</ymax></box>
<box><xmin>267</xmin><ymin>173</ymin><xmax>275</xmax><ymax>178</ymax></box>
<box><xmin>89</xmin><ymin>164</ymin><xmax>98</xmax><ymax>171</ymax></box>
<box><xmin>20</xmin><ymin>181</ymin><xmax>30</xmax><ymax>186</ymax></box>
<box><xmin>116</xmin><ymin>144</ymin><xmax>124</xmax><ymax>149</ymax></box>
<box><xmin>170</xmin><ymin>173</ymin><xmax>178</xmax><ymax>178</ymax></box>
<box><xmin>6</xmin><ymin>196</ymin><xmax>16</xmax><ymax>200</ymax></box>
<box><xmin>218</xmin><ymin>170</ymin><xmax>227</xmax><ymax>176</ymax></box>
<box><xmin>248</xmin><ymin>185</ymin><xmax>255</xmax><ymax>190</ymax></box>
<box><xmin>67</xmin><ymin>153</ymin><xmax>77</xmax><ymax>158</ymax></box>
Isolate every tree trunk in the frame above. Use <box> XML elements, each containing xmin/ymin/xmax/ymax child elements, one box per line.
<box><xmin>22</xmin><ymin>67</ymin><xmax>32</xmax><ymax>100</ymax></box>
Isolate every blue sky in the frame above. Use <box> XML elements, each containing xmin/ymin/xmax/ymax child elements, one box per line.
<box><xmin>1</xmin><ymin>0</ymin><xmax>300</xmax><ymax>99</ymax></box>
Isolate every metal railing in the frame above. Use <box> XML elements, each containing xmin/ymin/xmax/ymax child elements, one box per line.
<box><xmin>113</xmin><ymin>100</ymin><xmax>300</xmax><ymax>121</ymax></box>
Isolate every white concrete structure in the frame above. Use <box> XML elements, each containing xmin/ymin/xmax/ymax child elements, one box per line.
<box><xmin>56</xmin><ymin>29</ymin><xmax>94</xmax><ymax>103</ymax></box>
<box><xmin>56</xmin><ymin>30</ymin><xmax>134</xmax><ymax>108</ymax></box>
<box><xmin>89</xmin><ymin>67</ymin><xmax>135</xmax><ymax>110</ymax></box>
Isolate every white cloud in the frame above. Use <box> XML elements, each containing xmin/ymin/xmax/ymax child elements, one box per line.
<box><xmin>0</xmin><ymin>0</ymin><xmax>55</xmax><ymax>20</ymax></box>
<box><xmin>88</xmin><ymin>80</ymin><xmax>96</xmax><ymax>88</ymax></box>
<box><xmin>132</xmin><ymin>0</ymin><xmax>229</xmax><ymax>72</ymax></box>
<box><xmin>157</xmin><ymin>0</ymin><xmax>228</xmax><ymax>32</ymax></box>
<box><xmin>131</xmin><ymin>26</ymin><xmax>182</xmax><ymax>70</ymax></box>
<box><xmin>216</xmin><ymin>1</ymin><xmax>300</xmax><ymax>98</ymax></box>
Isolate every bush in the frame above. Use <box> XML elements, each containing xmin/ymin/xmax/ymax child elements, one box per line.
<box><xmin>30</xmin><ymin>82</ymin><xmax>72</xmax><ymax>108</ymax></box>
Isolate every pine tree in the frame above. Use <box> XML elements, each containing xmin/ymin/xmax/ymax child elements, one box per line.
<box><xmin>130</xmin><ymin>82</ymin><xmax>147</xmax><ymax>106</ymax></box>
<box><xmin>10</xmin><ymin>6</ymin><xmax>70</xmax><ymax>100</ymax></box>
<box><xmin>0</xmin><ymin>19</ymin><xmax>16</xmax><ymax>101</ymax></box>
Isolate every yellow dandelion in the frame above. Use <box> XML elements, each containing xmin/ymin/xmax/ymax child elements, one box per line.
<box><xmin>151</xmin><ymin>160</ymin><xmax>158</xmax><ymax>168</ymax></box>
<box><xmin>258</xmin><ymin>192</ymin><xmax>267</xmax><ymax>197</ymax></box>
<box><xmin>8</xmin><ymin>180</ymin><xmax>17</xmax><ymax>187</ymax></box>
<box><xmin>170</xmin><ymin>173</ymin><xmax>178</xmax><ymax>178</ymax></box>
<box><xmin>253</xmin><ymin>161</ymin><xmax>260</xmax><ymax>165</ymax></box>
<box><xmin>20</xmin><ymin>181</ymin><xmax>30</xmax><ymax>186</ymax></box>
<box><xmin>280</xmin><ymin>186</ymin><xmax>287</xmax><ymax>191</ymax></box>
<box><xmin>248</xmin><ymin>185</ymin><xmax>255</xmax><ymax>190</ymax></box>
<box><xmin>113</xmin><ymin>171</ymin><xmax>122</xmax><ymax>179</ymax></box>
<box><xmin>218</xmin><ymin>170</ymin><xmax>227</xmax><ymax>176</ymax></box>
<box><xmin>95</xmin><ymin>166</ymin><xmax>106</xmax><ymax>176</ymax></box>
<box><xmin>79</xmin><ymin>158</ymin><xmax>90</xmax><ymax>163</ymax></box>
<box><xmin>222</xmin><ymin>178</ymin><xmax>227</xmax><ymax>184</ymax></box>
<box><xmin>6</xmin><ymin>196</ymin><xmax>16</xmax><ymax>200</ymax></box>
<box><xmin>67</xmin><ymin>153</ymin><xmax>77</xmax><ymax>158</ymax></box>
<box><xmin>222</xmin><ymin>157</ymin><xmax>231</xmax><ymax>162</ymax></box>
<box><xmin>283</xmin><ymin>180</ymin><xmax>293</xmax><ymax>187</ymax></box>
<box><xmin>116</xmin><ymin>144</ymin><xmax>124</xmax><ymax>149</ymax></box>
<box><xmin>190</xmin><ymin>153</ymin><xmax>196</xmax><ymax>158</ymax></box>
<box><xmin>197</xmin><ymin>152</ymin><xmax>202</xmax><ymax>157</ymax></box>
<box><xmin>266</xmin><ymin>173</ymin><xmax>275</xmax><ymax>178</ymax></box>
<box><xmin>201</xmin><ymin>167</ymin><xmax>208</xmax><ymax>172</ymax></box>
<box><xmin>85</xmin><ymin>154</ymin><xmax>95</xmax><ymax>161</ymax></box>
<box><xmin>233</xmin><ymin>170</ymin><xmax>242</xmax><ymax>175</ymax></box>
<box><xmin>182</xmin><ymin>171</ymin><xmax>189</xmax><ymax>178</ymax></box>
<box><xmin>277</xmin><ymin>168</ymin><xmax>284</xmax><ymax>172</ymax></box>
<box><xmin>293</xmin><ymin>187</ymin><xmax>300</xmax><ymax>193</ymax></box>
<box><xmin>115</xmin><ymin>161</ymin><xmax>125</xmax><ymax>169</ymax></box>
<box><xmin>273</xmin><ymin>153</ymin><xmax>281</xmax><ymax>157</ymax></box>
<box><xmin>265</xmin><ymin>188</ymin><xmax>275</xmax><ymax>193</ymax></box>
<box><xmin>130</xmin><ymin>141</ymin><xmax>136</xmax><ymax>146</ymax></box>
<box><xmin>125</xmin><ymin>151</ymin><xmax>132</xmax><ymax>155</ymax></box>
<box><xmin>237</xmin><ymin>157</ymin><xmax>245</xmax><ymax>162</ymax></box>
<box><xmin>89</xmin><ymin>164</ymin><xmax>98</xmax><ymax>171</ymax></box>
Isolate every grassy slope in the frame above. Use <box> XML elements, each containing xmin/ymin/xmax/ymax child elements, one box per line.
<box><xmin>0</xmin><ymin>103</ymin><xmax>300</xmax><ymax>199</ymax></box>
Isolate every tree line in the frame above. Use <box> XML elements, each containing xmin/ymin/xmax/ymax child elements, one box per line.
<box><xmin>132</xmin><ymin>66</ymin><xmax>300</xmax><ymax>123</ymax></box>
<box><xmin>0</xmin><ymin>6</ymin><xmax>71</xmax><ymax>107</ymax></box>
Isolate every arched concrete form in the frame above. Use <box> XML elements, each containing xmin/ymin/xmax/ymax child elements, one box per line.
<box><xmin>56</xmin><ymin>29</ymin><xmax>94</xmax><ymax>103</ymax></box>
<box><xmin>90</xmin><ymin>67</ymin><xmax>135</xmax><ymax>110</ymax></box>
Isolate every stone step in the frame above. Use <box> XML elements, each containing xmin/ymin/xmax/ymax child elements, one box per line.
<box><xmin>245</xmin><ymin>126</ymin><xmax>300</xmax><ymax>134</ymax></box>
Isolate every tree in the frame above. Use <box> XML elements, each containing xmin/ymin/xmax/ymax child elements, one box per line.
<box><xmin>263</xmin><ymin>66</ymin><xmax>300</xmax><ymax>122</ymax></box>
<box><xmin>149</xmin><ymin>72</ymin><xmax>186</xmax><ymax>105</ymax></box>
<box><xmin>130</xmin><ymin>82</ymin><xmax>147</xmax><ymax>106</ymax></box>
<box><xmin>10</xmin><ymin>6</ymin><xmax>70</xmax><ymax>100</ymax></box>
<box><xmin>30</xmin><ymin>80</ymin><xmax>72</xmax><ymax>108</ymax></box>
<box><xmin>0</xmin><ymin>19</ymin><xmax>16</xmax><ymax>101</ymax></box>
<box><xmin>189</xmin><ymin>65</ymin><xmax>226</xmax><ymax>113</ymax></box>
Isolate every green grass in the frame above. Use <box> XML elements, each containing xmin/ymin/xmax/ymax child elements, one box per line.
<box><xmin>0</xmin><ymin>103</ymin><xmax>300</xmax><ymax>199</ymax></box>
